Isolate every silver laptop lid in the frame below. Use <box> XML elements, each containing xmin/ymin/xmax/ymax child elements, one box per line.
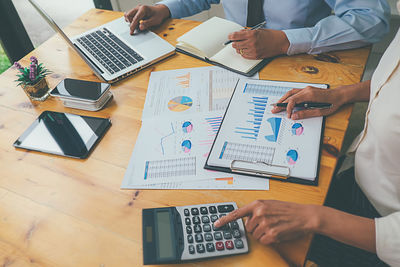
<box><xmin>28</xmin><ymin>0</ymin><xmax>175</xmax><ymax>83</ymax></box>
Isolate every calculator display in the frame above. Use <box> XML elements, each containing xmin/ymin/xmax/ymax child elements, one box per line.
<box><xmin>156</xmin><ymin>211</ymin><xmax>174</xmax><ymax>259</ymax></box>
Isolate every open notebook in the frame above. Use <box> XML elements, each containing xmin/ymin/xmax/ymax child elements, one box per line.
<box><xmin>205</xmin><ymin>79</ymin><xmax>328</xmax><ymax>185</ymax></box>
<box><xmin>176</xmin><ymin>17</ymin><xmax>270</xmax><ymax>76</ymax></box>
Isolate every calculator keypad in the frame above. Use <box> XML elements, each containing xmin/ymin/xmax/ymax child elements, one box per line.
<box><xmin>178</xmin><ymin>202</ymin><xmax>248</xmax><ymax>260</ymax></box>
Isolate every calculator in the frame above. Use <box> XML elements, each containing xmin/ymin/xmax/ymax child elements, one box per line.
<box><xmin>142</xmin><ymin>202</ymin><xmax>249</xmax><ymax>265</ymax></box>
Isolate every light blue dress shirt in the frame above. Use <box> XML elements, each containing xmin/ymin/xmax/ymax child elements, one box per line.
<box><xmin>158</xmin><ymin>0</ymin><xmax>390</xmax><ymax>55</ymax></box>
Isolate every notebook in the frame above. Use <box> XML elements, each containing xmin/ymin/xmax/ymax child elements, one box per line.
<box><xmin>176</xmin><ymin>17</ymin><xmax>270</xmax><ymax>76</ymax></box>
<box><xmin>205</xmin><ymin>78</ymin><xmax>329</xmax><ymax>185</ymax></box>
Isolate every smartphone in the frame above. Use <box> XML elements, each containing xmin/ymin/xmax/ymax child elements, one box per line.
<box><xmin>50</xmin><ymin>78</ymin><xmax>111</xmax><ymax>103</ymax></box>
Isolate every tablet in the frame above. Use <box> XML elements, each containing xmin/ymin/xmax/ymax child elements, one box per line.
<box><xmin>14</xmin><ymin>111</ymin><xmax>111</xmax><ymax>159</ymax></box>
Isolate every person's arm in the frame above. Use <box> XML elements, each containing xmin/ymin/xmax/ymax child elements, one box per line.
<box><xmin>214</xmin><ymin>200</ymin><xmax>376</xmax><ymax>252</ymax></box>
<box><xmin>283</xmin><ymin>0</ymin><xmax>390</xmax><ymax>55</ymax></box>
<box><xmin>124</xmin><ymin>0</ymin><xmax>220</xmax><ymax>33</ymax></box>
<box><xmin>271</xmin><ymin>80</ymin><xmax>371</xmax><ymax>120</ymax></box>
<box><xmin>157</xmin><ymin>0</ymin><xmax>220</xmax><ymax>19</ymax></box>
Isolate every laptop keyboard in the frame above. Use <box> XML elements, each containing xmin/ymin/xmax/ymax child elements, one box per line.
<box><xmin>76</xmin><ymin>28</ymin><xmax>144</xmax><ymax>75</ymax></box>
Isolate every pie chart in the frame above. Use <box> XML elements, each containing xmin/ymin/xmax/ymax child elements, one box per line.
<box><xmin>292</xmin><ymin>123</ymin><xmax>304</xmax><ymax>136</ymax></box>
<box><xmin>181</xmin><ymin>140</ymin><xmax>192</xmax><ymax>153</ymax></box>
<box><xmin>168</xmin><ymin>96</ymin><xmax>193</xmax><ymax>112</ymax></box>
<box><xmin>182</xmin><ymin>121</ymin><xmax>193</xmax><ymax>133</ymax></box>
<box><xmin>286</xmin><ymin>150</ymin><xmax>298</xmax><ymax>165</ymax></box>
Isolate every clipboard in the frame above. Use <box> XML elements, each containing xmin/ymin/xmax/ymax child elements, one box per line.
<box><xmin>204</xmin><ymin>78</ymin><xmax>328</xmax><ymax>186</ymax></box>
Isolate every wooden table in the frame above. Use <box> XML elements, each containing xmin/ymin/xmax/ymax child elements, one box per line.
<box><xmin>0</xmin><ymin>9</ymin><xmax>370</xmax><ymax>267</ymax></box>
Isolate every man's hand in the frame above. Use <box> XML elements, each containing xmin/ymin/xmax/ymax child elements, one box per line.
<box><xmin>228</xmin><ymin>29</ymin><xmax>290</xmax><ymax>59</ymax></box>
<box><xmin>214</xmin><ymin>200</ymin><xmax>320</xmax><ymax>245</ymax></box>
<box><xmin>124</xmin><ymin>4</ymin><xmax>171</xmax><ymax>35</ymax></box>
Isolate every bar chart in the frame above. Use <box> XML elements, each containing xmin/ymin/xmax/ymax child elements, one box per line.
<box><xmin>144</xmin><ymin>157</ymin><xmax>196</xmax><ymax>180</ymax></box>
<box><xmin>234</xmin><ymin>96</ymin><xmax>268</xmax><ymax>140</ymax></box>
<box><xmin>205</xmin><ymin>116</ymin><xmax>223</xmax><ymax>135</ymax></box>
<box><xmin>218</xmin><ymin>141</ymin><xmax>275</xmax><ymax>164</ymax></box>
<box><xmin>243</xmin><ymin>83</ymin><xmax>293</xmax><ymax>96</ymax></box>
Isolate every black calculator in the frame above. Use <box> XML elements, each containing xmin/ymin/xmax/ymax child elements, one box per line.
<box><xmin>142</xmin><ymin>202</ymin><xmax>249</xmax><ymax>265</ymax></box>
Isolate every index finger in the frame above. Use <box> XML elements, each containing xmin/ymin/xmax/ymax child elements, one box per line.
<box><xmin>130</xmin><ymin>8</ymin><xmax>146</xmax><ymax>35</ymax></box>
<box><xmin>124</xmin><ymin>7</ymin><xmax>138</xmax><ymax>23</ymax></box>
<box><xmin>228</xmin><ymin>29</ymin><xmax>249</xmax><ymax>42</ymax></box>
<box><xmin>214</xmin><ymin>205</ymin><xmax>253</xmax><ymax>227</ymax></box>
<box><xmin>271</xmin><ymin>88</ymin><xmax>301</xmax><ymax>113</ymax></box>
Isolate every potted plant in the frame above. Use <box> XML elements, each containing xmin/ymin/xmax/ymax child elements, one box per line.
<box><xmin>14</xmin><ymin>56</ymin><xmax>52</xmax><ymax>101</ymax></box>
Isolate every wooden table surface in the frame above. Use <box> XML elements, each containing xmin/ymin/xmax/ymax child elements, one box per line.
<box><xmin>0</xmin><ymin>9</ymin><xmax>370</xmax><ymax>267</ymax></box>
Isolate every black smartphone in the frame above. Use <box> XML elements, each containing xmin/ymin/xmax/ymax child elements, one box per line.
<box><xmin>50</xmin><ymin>78</ymin><xmax>111</xmax><ymax>102</ymax></box>
<box><xmin>13</xmin><ymin>111</ymin><xmax>111</xmax><ymax>159</ymax></box>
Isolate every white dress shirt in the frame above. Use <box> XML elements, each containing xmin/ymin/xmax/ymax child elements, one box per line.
<box><xmin>348</xmin><ymin>28</ymin><xmax>400</xmax><ymax>266</ymax></box>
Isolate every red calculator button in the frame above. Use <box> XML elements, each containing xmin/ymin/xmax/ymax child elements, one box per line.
<box><xmin>225</xmin><ymin>240</ymin><xmax>234</xmax><ymax>250</ymax></box>
<box><xmin>216</xmin><ymin>241</ymin><xmax>224</xmax><ymax>251</ymax></box>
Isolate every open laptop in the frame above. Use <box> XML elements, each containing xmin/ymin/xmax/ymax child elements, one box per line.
<box><xmin>29</xmin><ymin>0</ymin><xmax>175</xmax><ymax>83</ymax></box>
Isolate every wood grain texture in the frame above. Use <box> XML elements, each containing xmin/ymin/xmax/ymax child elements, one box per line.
<box><xmin>0</xmin><ymin>9</ymin><xmax>370</xmax><ymax>267</ymax></box>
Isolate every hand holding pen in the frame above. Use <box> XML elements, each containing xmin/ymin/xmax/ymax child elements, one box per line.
<box><xmin>271</xmin><ymin>86</ymin><xmax>345</xmax><ymax>120</ymax></box>
<box><xmin>223</xmin><ymin>21</ymin><xmax>267</xmax><ymax>45</ymax></box>
<box><xmin>225</xmin><ymin>22</ymin><xmax>291</xmax><ymax>59</ymax></box>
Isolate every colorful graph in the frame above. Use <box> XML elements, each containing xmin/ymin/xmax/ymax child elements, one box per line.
<box><xmin>292</xmin><ymin>123</ymin><xmax>304</xmax><ymax>136</ymax></box>
<box><xmin>286</xmin><ymin>150</ymin><xmax>298</xmax><ymax>165</ymax></box>
<box><xmin>176</xmin><ymin>73</ymin><xmax>190</xmax><ymax>88</ymax></box>
<box><xmin>243</xmin><ymin>83</ymin><xmax>293</xmax><ymax>96</ymax></box>
<box><xmin>181</xmin><ymin>140</ymin><xmax>192</xmax><ymax>153</ymax></box>
<box><xmin>265</xmin><ymin>117</ymin><xmax>282</xmax><ymax>142</ymax></box>
<box><xmin>168</xmin><ymin>96</ymin><xmax>193</xmax><ymax>112</ymax></box>
<box><xmin>182</xmin><ymin>121</ymin><xmax>193</xmax><ymax>133</ymax></box>
<box><xmin>234</xmin><ymin>96</ymin><xmax>268</xmax><ymax>140</ymax></box>
<box><xmin>205</xmin><ymin>116</ymin><xmax>223</xmax><ymax>135</ymax></box>
<box><xmin>144</xmin><ymin>157</ymin><xmax>196</xmax><ymax>179</ymax></box>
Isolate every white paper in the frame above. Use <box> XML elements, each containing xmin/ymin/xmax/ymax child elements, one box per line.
<box><xmin>122</xmin><ymin>68</ymin><xmax>269</xmax><ymax>190</ymax></box>
<box><xmin>207</xmin><ymin>79</ymin><xmax>327</xmax><ymax>181</ymax></box>
<box><xmin>124</xmin><ymin>175</ymin><xmax>269</xmax><ymax>190</ymax></box>
<box><xmin>123</xmin><ymin>111</ymin><xmax>229</xmax><ymax>183</ymax></box>
<box><xmin>177</xmin><ymin>17</ymin><xmax>243</xmax><ymax>59</ymax></box>
<box><xmin>141</xmin><ymin>66</ymin><xmax>258</xmax><ymax>119</ymax></box>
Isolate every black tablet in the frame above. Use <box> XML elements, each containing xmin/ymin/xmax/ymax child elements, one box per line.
<box><xmin>14</xmin><ymin>111</ymin><xmax>111</xmax><ymax>159</ymax></box>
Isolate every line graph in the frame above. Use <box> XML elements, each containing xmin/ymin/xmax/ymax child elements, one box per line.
<box><xmin>160</xmin><ymin>123</ymin><xmax>175</xmax><ymax>155</ymax></box>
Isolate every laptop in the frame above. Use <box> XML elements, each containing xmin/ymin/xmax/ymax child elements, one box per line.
<box><xmin>29</xmin><ymin>0</ymin><xmax>175</xmax><ymax>83</ymax></box>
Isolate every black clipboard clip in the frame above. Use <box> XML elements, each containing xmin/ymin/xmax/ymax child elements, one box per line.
<box><xmin>230</xmin><ymin>160</ymin><xmax>290</xmax><ymax>179</ymax></box>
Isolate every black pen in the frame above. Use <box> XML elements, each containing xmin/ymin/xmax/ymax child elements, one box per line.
<box><xmin>223</xmin><ymin>21</ymin><xmax>267</xmax><ymax>46</ymax></box>
<box><xmin>271</xmin><ymin>102</ymin><xmax>332</xmax><ymax>109</ymax></box>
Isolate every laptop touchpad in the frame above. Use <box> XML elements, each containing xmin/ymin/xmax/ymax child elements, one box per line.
<box><xmin>119</xmin><ymin>31</ymin><xmax>156</xmax><ymax>47</ymax></box>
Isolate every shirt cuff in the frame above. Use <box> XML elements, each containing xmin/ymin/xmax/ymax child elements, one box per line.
<box><xmin>282</xmin><ymin>28</ymin><xmax>314</xmax><ymax>56</ymax></box>
<box><xmin>375</xmin><ymin>212</ymin><xmax>400</xmax><ymax>266</ymax></box>
<box><xmin>156</xmin><ymin>0</ymin><xmax>181</xmax><ymax>18</ymax></box>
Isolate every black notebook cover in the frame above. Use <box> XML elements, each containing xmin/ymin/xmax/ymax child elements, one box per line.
<box><xmin>176</xmin><ymin>48</ymin><xmax>273</xmax><ymax>77</ymax></box>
